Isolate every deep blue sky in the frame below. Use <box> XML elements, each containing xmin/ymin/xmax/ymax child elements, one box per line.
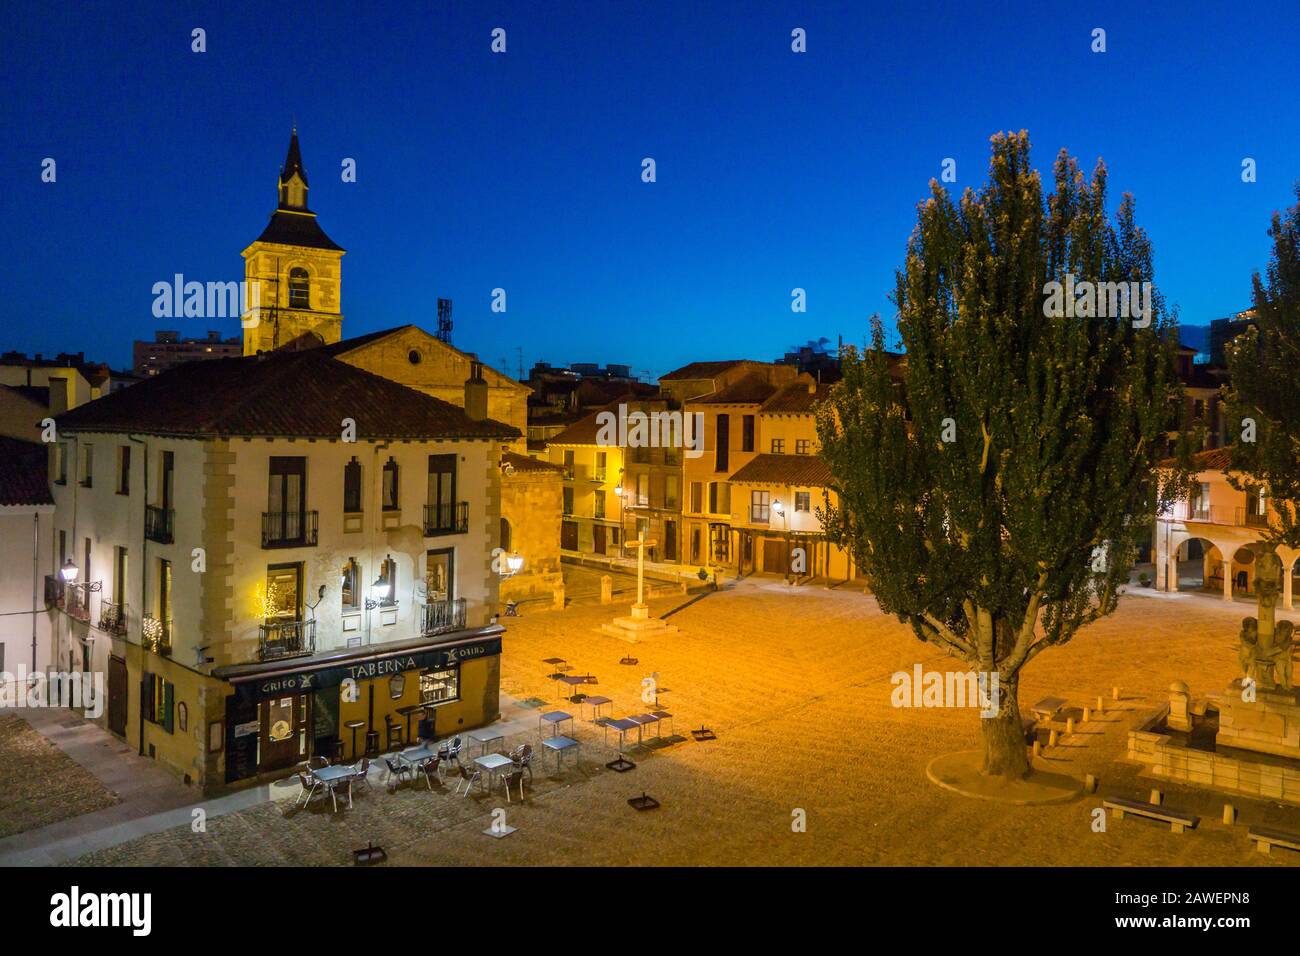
<box><xmin>2</xmin><ymin>0</ymin><xmax>1297</xmax><ymax>379</ymax></box>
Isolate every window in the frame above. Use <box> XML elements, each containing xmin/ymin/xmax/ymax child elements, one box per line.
<box><xmin>563</xmin><ymin>450</ymin><xmax>575</xmax><ymax>478</ymax></box>
<box><xmin>690</xmin><ymin>481</ymin><xmax>703</xmax><ymax>513</ymax></box>
<box><xmin>427</xmin><ymin>454</ymin><xmax>458</xmax><ymax>531</ymax></box>
<box><xmin>83</xmin><ymin>538</ymin><xmax>92</xmax><ymax>586</ymax></box>
<box><xmin>795</xmin><ymin>491</ymin><xmax>811</xmax><ymax>512</ymax></box>
<box><xmin>1189</xmin><ymin>483</ymin><xmax>1210</xmax><ymax>520</ymax></box>
<box><xmin>742</xmin><ymin>415</ymin><xmax>755</xmax><ymax>452</ymax></box>
<box><xmin>711</xmin><ymin>524</ymin><xmax>730</xmax><ymax>561</ymax></box>
<box><xmin>113</xmin><ymin>547</ymin><xmax>127</xmax><ymax>607</ymax></box>
<box><xmin>1246</xmin><ymin>486</ymin><xmax>1269</xmax><ymax>527</ymax></box>
<box><xmin>55</xmin><ymin>444</ymin><xmax>67</xmax><ymax>484</ymax></box>
<box><xmin>664</xmin><ymin>447</ymin><xmax>680</xmax><ymax>467</ymax></box>
<box><xmin>288</xmin><ymin>267</ymin><xmax>310</xmax><ymax>308</ymax></box>
<box><xmin>771</xmin><ymin>438</ymin><xmax>785</xmax><ymax>454</ymax></box>
<box><xmin>563</xmin><ymin>486</ymin><xmax>574</xmax><ymax>514</ymax></box>
<box><xmin>420</xmin><ymin>666</ymin><xmax>459</xmax><ymax>705</ymax></box>
<box><xmin>379</xmin><ymin>555</ymin><xmax>397</xmax><ymax>607</ymax></box>
<box><xmin>143</xmin><ymin>673</ymin><xmax>174</xmax><ymax>732</ymax></box>
<box><xmin>263</xmin><ymin>563</ymin><xmax>301</xmax><ymax>622</ymax></box>
<box><xmin>116</xmin><ymin>445</ymin><xmax>130</xmax><ymax>495</ymax></box>
<box><xmin>594</xmin><ymin>494</ymin><xmax>605</xmax><ymax>519</ymax></box>
<box><xmin>665</xmin><ymin>475</ymin><xmax>679</xmax><ymax>510</ymax></box>
<box><xmin>715</xmin><ymin>415</ymin><xmax>730</xmax><ymax>472</ymax></box>
<box><xmin>343</xmin><ymin>458</ymin><xmax>362</xmax><ymax>513</ymax></box>
<box><xmin>80</xmin><ymin>444</ymin><xmax>93</xmax><ymax>487</ymax></box>
<box><xmin>341</xmin><ymin>558</ymin><xmax>360</xmax><ymax>609</ymax></box>
<box><xmin>382</xmin><ymin>457</ymin><xmax>399</xmax><ymax>511</ymax></box>
<box><xmin>636</xmin><ymin>473</ymin><xmax>650</xmax><ymax>507</ymax></box>
<box><xmin>708</xmin><ymin>481</ymin><xmax>730</xmax><ymax>515</ymax></box>
<box><xmin>750</xmin><ymin>490</ymin><xmax>770</xmax><ymax>523</ymax></box>
<box><xmin>595</xmin><ymin>451</ymin><xmax>607</xmax><ymax>481</ymax></box>
<box><xmin>795</xmin><ymin>439</ymin><xmax>810</xmax><ymax>455</ymax></box>
<box><xmin>267</xmin><ymin>456</ymin><xmax>307</xmax><ymax>543</ymax></box>
<box><xmin>500</xmin><ymin>517</ymin><xmax>512</xmax><ymax>552</ymax></box>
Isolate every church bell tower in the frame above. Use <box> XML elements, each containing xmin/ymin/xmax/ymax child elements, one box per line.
<box><xmin>241</xmin><ymin>127</ymin><xmax>346</xmax><ymax>354</ymax></box>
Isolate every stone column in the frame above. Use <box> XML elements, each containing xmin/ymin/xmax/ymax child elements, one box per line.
<box><xmin>1224</xmin><ymin>557</ymin><xmax>1235</xmax><ymax>602</ymax></box>
<box><xmin>1284</xmin><ymin>559</ymin><xmax>1294</xmax><ymax>611</ymax></box>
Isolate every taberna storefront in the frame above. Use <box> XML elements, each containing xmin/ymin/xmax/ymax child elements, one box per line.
<box><xmin>214</xmin><ymin>626</ymin><xmax>503</xmax><ymax>785</ymax></box>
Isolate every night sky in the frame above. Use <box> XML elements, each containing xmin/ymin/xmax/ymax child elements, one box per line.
<box><xmin>2</xmin><ymin>0</ymin><xmax>1297</xmax><ymax>378</ymax></box>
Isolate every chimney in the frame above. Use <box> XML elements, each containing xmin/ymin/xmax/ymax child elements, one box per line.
<box><xmin>48</xmin><ymin>376</ymin><xmax>69</xmax><ymax>416</ymax></box>
<box><xmin>464</xmin><ymin>361</ymin><xmax>488</xmax><ymax>421</ymax></box>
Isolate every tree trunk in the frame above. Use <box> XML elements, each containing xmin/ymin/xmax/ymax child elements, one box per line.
<box><xmin>980</xmin><ymin>674</ymin><xmax>1030</xmax><ymax>779</ymax></box>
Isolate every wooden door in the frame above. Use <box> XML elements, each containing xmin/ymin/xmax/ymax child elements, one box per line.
<box><xmin>561</xmin><ymin>520</ymin><xmax>579</xmax><ymax>551</ymax></box>
<box><xmin>259</xmin><ymin>694</ymin><xmax>308</xmax><ymax>772</ymax></box>
<box><xmin>107</xmin><ymin>656</ymin><xmax>127</xmax><ymax>737</ymax></box>
<box><xmin>593</xmin><ymin>525</ymin><xmax>607</xmax><ymax>555</ymax></box>
<box><xmin>763</xmin><ymin>537</ymin><xmax>787</xmax><ymax>574</ymax></box>
<box><xmin>664</xmin><ymin>521</ymin><xmax>677</xmax><ymax>561</ymax></box>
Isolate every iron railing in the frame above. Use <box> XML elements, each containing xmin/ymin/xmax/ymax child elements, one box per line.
<box><xmin>145</xmin><ymin>505</ymin><xmax>174</xmax><ymax>544</ymax></box>
<box><xmin>262</xmin><ymin>511</ymin><xmax>319</xmax><ymax>548</ymax></box>
<box><xmin>259</xmin><ymin>619</ymin><xmax>315</xmax><ymax>661</ymax></box>
<box><xmin>98</xmin><ymin>600</ymin><xmax>127</xmax><ymax>635</ymax></box>
<box><xmin>423</xmin><ymin>502</ymin><xmax>469</xmax><ymax>536</ymax></box>
<box><xmin>421</xmin><ymin>598</ymin><xmax>467</xmax><ymax>636</ymax></box>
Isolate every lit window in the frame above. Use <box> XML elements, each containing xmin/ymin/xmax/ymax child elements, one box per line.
<box><xmin>420</xmin><ymin>666</ymin><xmax>459</xmax><ymax>705</ymax></box>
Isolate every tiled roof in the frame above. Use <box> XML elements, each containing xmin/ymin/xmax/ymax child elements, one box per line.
<box><xmin>660</xmin><ymin>360</ymin><xmax>755</xmax><ymax>381</ymax></box>
<box><xmin>0</xmin><ymin>437</ymin><xmax>52</xmax><ymax>506</ymax></box>
<box><xmin>253</xmin><ymin>210</ymin><xmax>344</xmax><ymax>251</ymax></box>
<box><xmin>729</xmin><ymin>453</ymin><xmax>833</xmax><ymax>488</ymax></box>
<box><xmin>692</xmin><ymin>374</ymin><xmax>779</xmax><ymax>406</ymax></box>
<box><xmin>1189</xmin><ymin>447</ymin><xmax>1234</xmax><ymax>471</ymax></box>
<box><xmin>546</xmin><ymin>397</ymin><xmax>662</xmax><ymax>445</ymax></box>
<box><xmin>501</xmin><ymin>451</ymin><xmax>564</xmax><ymax>475</ymax></box>
<box><xmin>761</xmin><ymin>380</ymin><xmax>831</xmax><ymax>414</ymax></box>
<box><xmin>317</xmin><ymin>325</ymin><xmax>415</xmax><ymax>356</ymax></box>
<box><xmin>1</xmin><ymin>384</ymin><xmax>49</xmax><ymax>408</ymax></box>
<box><xmin>53</xmin><ymin>350</ymin><xmax>518</xmax><ymax>442</ymax></box>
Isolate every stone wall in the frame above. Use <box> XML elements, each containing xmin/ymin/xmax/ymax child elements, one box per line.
<box><xmin>500</xmin><ymin>469</ymin><xmax>564</xmax><ymax>608</ymax></box>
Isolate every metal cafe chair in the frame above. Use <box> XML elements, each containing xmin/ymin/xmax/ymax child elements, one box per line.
<box><xmin>383</xmin><ymin>757</ymin><xmax>413</xmax><ymax>792</ymax></box>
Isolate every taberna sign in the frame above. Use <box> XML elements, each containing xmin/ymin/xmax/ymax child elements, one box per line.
<box><xmin>230</xmin><ymin>636</ymin><xmax>502</xmax><ymax>704</ymax></box>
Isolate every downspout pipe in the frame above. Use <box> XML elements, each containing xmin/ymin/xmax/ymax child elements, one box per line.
<box><xmin>129</xmin><ymin>435</ymin><xmax>148</xmax><ymax>756</ymax></box>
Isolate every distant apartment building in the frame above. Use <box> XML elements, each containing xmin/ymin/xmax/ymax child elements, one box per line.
<box><xmin>0</xmin><ymin>437</ymin><xmax>55</xmax><ymax>698</ymax></box>
<box><xmin>47</xmin><ymin>349</ymin><xmax>517</xmax><ymax>792</ymax></box>
<box><xmin>1155</xmin><ymin>448</ymin><xmax>1298</xmax><ymax>609</ymax></box>
<box><xmin>133</xmin><ymin>330</ymin><xmax>242</xmax><ymax>377</ymax></box>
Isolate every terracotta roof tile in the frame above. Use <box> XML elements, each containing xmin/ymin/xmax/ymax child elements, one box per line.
<box><xmin>0</xmin><ymin>437</ymin><xmax>52</xmax><ymax>506</ymax></box>
<box><xmin>729</xmin><ymin>453</ymin><xmax>832</xmax><ymax>487</ymax></box>
<box><xmin>53</xmin><ymin>350</ymin><xmax>518</xmax><ymax>442</ymax></box>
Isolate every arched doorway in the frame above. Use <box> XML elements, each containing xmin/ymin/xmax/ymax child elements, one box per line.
<box><xmin>1173</xmin><ymin>537</ymin><xmax>1222</xmax><ymax>593</ymax></box>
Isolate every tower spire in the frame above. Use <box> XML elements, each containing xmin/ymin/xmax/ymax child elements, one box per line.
<box><xmin>278</xmin><ymin>127</ymin><xmax>309</xmax><ymax>210</ymax></box>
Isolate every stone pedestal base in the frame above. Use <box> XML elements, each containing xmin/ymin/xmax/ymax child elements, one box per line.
<box><xmin>598</xmin><ymin>614</ymin><xmax>680</xmax><ymax>643</ymax></box>
<box><xmin>631</xmin><ymin>603</ymin><xmax>649</xmax><ymax>621</ymax></box>
<box><xmin>1217</xmin><ymin>680</ymin><xmax>1300</xmax><ymax>758</ymax></box>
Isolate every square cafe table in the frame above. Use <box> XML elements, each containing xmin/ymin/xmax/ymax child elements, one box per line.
<box><xmin>602</xmin><ymin>717</ymin><xmax>640</xmax><ymax>751</ymax></box>
<box><xmin>474</xmin><ymin>752</ymin><xmax>515</xmax><ymax>792</ymax></box>
<box><xmin>312</xmin><ymin>763</ymin><xmax>357</xmax><ymax>810</ymax></box>
<box><xmin>627</xmin><ymin>713</ymin><xmax>661</xmax><ymax>745</ymax></box>
<box><xmin>539</xmin><ymin>710</ymin><xmax>573</xmax><ymax>738</ymax></box>
<box><xmin>466</xmin><ymin>726</ymin><xmax>505</xmax><ymax>756</ymax></box>
<box><xmin>557</xmin><ymin>675</ymin><xmax>593</xmax><ymax>702</ymax></box>
<box><xmin>396</xmin><ymin>743</ymin><xmax>439</xmax><ymax>783</ymax></box>
<box><xmin>580</xmin><ymin>695</ymin><xmax>612</xmax><ymax>721</ymax></box>
<box><xmin>541</xmin><ymin>735</ymin><xmax>579</xmax><ymax>772</ymax></box>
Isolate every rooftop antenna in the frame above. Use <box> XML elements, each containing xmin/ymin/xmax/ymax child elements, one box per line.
<box><xmin>436</xmin><ymin>298</ymin><xmax>453</xmax><ymax>344</ymax></box>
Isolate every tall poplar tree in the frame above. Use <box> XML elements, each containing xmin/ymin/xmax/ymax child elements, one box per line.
<box><xmin>817</xmin><ymin>132</ymin><xmax>1189</xmax><ymax>779</ymax></box>
<box><xmin>1225</xmin><ymin>188</ymin><xmax>1300</xmax><ymax>548</ymax></box>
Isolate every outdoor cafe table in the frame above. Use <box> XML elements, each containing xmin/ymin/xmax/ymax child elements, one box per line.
<box><xmin>602</xmin><ymin>717</ymin><xmax>640</xmax><ymax>751</ymax></box>
<box><xmin>580</xmin><ymin>696</ymin><xmax>611</xmax><ymax>721</ymax></box>
<box><xmin>311</xmin><ymin>763</ymin><xmax>357</xmax><ymax>810</ymax></box>
<box><xmin>557</xmin><ymin>674</ymin><xmax>596</xmax><ymax>702</ymax></box>
<box><xmin>627</xmin><ymin>713</ymin><xmax>661</xmax><ymax>744</ymax></box>
<box><xmin>539</xmin><ymin>710</ymin><xmax>574</xmax><ymax>738</ymax></box>
<box><xmin>466</xmin><ymin>725</ymin><xmax>504</xmax><ymax>756</ymax></box>
<box><xmin>541</xmin><ymin>735</ymin><xmax>579</xmax><ymax>772</ymax></box>
<box><xmin>474</xmin><ymin>752</ymin><xmax>515</xmax><ymax>792</ymax></box>
<box><xmin>397</xmin><ymin>743</ymin><xmax>439</xmax><ymax>778</ymax></box>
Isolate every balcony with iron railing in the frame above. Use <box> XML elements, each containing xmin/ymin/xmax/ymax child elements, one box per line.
<box><xmin>262</xmin><ymin>510</ymin><xmax>319</xmax><ymax>548</ymax></box>
<box><xmin>1170</xmin><ymin>502</ymin><xmax>1275</xmax><ymax>529</ymax></box>
<box><xmin>423</xmin><ymin>502</ymin><xmax>469</xmax><ymax>536</ymax></box>
<box><xmin>64</xmin><ymin>582</ymin><xmax>99</xmax><ymax>622</ymax></box>
<box><xmin>142</xmin><ymin>615</ymin><xmax>173</xmax><ymax>656</ymax></box>
<box><xmin>258</xmin><ymin>618</ymin><xmax>315</xmax><ymax>661</ymax></box>
<box><xmin>98</xmin><ymin>600</ymin><xmax>127</xmax><ymax>635</ymax></box>
<box><xmin>421</xmin><ymin>598</ymin><xmax>468</xmax><ymax>636</ymax></box>
<box><xmin>145</xmin><ymin>504</ymin><xmax>174</xmax><ymax>544</ymax></box>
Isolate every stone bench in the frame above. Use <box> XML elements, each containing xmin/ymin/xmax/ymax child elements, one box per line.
<box><xmin>1103</xmin><ymin>797</ymin><xmax>1199</xmax><ymax>833</ymax></box>
<box><xmin>1248</xmin><ymin>826</ymin><xmax>1300</xmax><ymax>855</ymax></box>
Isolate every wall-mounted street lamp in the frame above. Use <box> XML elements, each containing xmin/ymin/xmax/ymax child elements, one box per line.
<box><xmin>772</xmin><ymin>499</ymin><xmax>785</xmax><ymax>518</ymax></box>
<box><xmin>365</xmin><ymin>575</ymin><xmax>390</xmax><ymax>611</ymax></box>
<box><xmin>60</xmin><ymin>559</ymin><xmax>79</xmax><ymax>582</ymax></box>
